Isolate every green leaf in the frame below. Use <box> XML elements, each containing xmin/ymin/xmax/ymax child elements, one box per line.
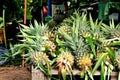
<box><xmin>108</xmin><ymin>41</ymin><xmax>120</xmax><ymax>47</ymax></box>
<box><xmin>104</xmin><ymin>66</ymin><xmax>107</xmax><ymax>80</ymax></box>
<box><xmin>92</xmin><ymin>53</ymin><xmax>108</xmax><ymax>75</ymax></box>
<box><xmin>56</xmin><ymin>35</ymin><xmax>63</xmax><ymax>46</ymax></box>
<box><xmin>0</xmin><ymin>23</ymin><xmax>3</xmax><ymax>28</ymax></box>
<box><xmin>105</xmin><ymin>47</ymin><xmax>115</xmax><ymax>65</ymax></box>
<box><xmin>25</xmin><ymin>37</ymin><xmax>36</xmax><ymax>44</ymax></box>
<box><xmin>37</xmin><ymin>63</ymin><xmax>48</xmax><ymax>75</ymax></box>
<box><xmin>118</xmin><ymin>71</ymin><xmax>120</xmax><ymax>80</ymax></box>
<box><xmin>61</xmin><ymin>69</ymin><xmax>66</xmax><ymax>80</ymax></box>
<box><xmin>65</xmin><ymin>65</ymin><xmax>73</xmax><ymax>80</ymax></box>
<box><xmin>86</xmin><ymin>37</ymin><xmax>96</xmax><ymax>57</ymax></box>
<box><xmin>19</xmin><ymin>24</ymin><xmax>29</xmax><ymax>29</ymax></box>
<box><xmin>107</xmin><ymin>64</ymin><xmax>113</xmax><ymax>80</ymax></box>
<box><xmin>85</xmin><ymin>73</ymin><xmax>88</xmax><ymax>80</ymax></box>
<box><xmin>87</xmin><ymin>70</ymin><xmax>94</xmax><ymax>80</ymax></box>
<box><xmin>80</xmin><ymin>71</ymin><xmax>85</xmax><ymax>78</ymax></box>
<box><xmin>100</xmin><ymin>62</ymin><xmax>105</xmax><ymax>80</ymax></box>
<box><xmin>100</xmin><ymin>63</ymin><xmax>108</xmax><ymax>80</ymax></box>
<box><xmin>0</xmin><ymin>17</ymin><xmax>3</xmax><ymax>21</ymax></box>
<box><xmin>110</xmin><ymin>19</ymin><xmax>115</xmax><ymax>29</ymax></box>
<box><xmin>89</xmin><ymin>13</ymin><xmax>95</xmax><ymax>31</ymax></box>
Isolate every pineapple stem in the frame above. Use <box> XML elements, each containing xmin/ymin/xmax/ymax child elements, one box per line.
<box><xmin>118</xmin><ymin>70</ymin><xmax>120</xmax><ymax>80</ymax></box>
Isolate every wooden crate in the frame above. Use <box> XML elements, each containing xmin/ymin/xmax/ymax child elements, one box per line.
<box><xmin>32</xmin><ymin>66</ymin><xmax>118</xmax><ymax>80</ymax></box>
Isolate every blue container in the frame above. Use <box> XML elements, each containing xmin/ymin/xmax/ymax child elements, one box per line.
<box><xmin>0</xmin><ymin>46</ymin><xmax>8</xmax><ymax>65</ymax></box>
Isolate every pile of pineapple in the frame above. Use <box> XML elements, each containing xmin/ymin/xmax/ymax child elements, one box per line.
<box><xmin>13</xmin><ymin>11</ymin><xmax>120</xmax><ymax>80</ymax></box>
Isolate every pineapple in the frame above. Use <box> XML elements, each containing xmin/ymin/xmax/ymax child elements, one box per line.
<box><xmin>58</xmin><ymin>26</ymin><xmax>71</xmax><ymax>35</ymax></box>
<box><xmin>96</xmin><ymin>53</ymin><xmax>110</xmax><ymax>63</ymax></box>
<box><xmin>56</xmin><ymin>51</ymin><xmax>74</xmax><ymax>80</ymax></box>
<box><xmin>82</xmin><ymin>31</ymin><xmax>91</xmax><ymax>38</ymax></box>
<box><xmin>57</xmin><ymin>51</ymin><xmax>74</xmax><ymax>67</ymax></box>
<box><xmin>32</xmin><ymin>51</ymin><xmax>49</xmax><ymax>66</ymax></box>
<box><xmin>77</xmin><ymin>56</ymin><xmax>92</xmax><ymax>71</ymax></box>
<box><xmin>43</xmin><ymin>30</ymin><xmax>55</xmax><ymax>41</ymax></box>
<box><xmin>89</xmin><ymin>13</ymin><xmax>104</xmax><ymax>39</ymax></box>
<box><xmin>109</xmin><ymin>19</ymin><xmax>120</xmax><ymax>41</ymax></box>
<box><xmin>40</xmin><ymin>40</ymin><xmax>56</xmax><ymax>56</ymax></box>
<box><xmin>116</xmin><ymin>55</ymin><xmax>120</xmax><ymax>69</ymax></box>
<box><xmin>111</xmin><ymin>30</ymin><xmax>120</xmax><ymax>41</ymax></box>
<box><xmin>58</xmin><ymin>26</ymin><xmax>72</xmax><ymax>40</ymax></box>
<box><xmin>101</xmin><ymin>19</ymin><xmax>120</xmax><ymax>46</ymax></box>
<box><xmin>57</xmin><ymin>51</ymin><xmax>74</xmax><ymax>75</ymax></box>
<box><xmin>32</xmin><ymin>51</ymin><xmax>51</xmax><ymax>76</ymax></box>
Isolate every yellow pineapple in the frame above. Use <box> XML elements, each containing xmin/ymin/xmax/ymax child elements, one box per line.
<box><xmin>82</xmin><ymin>31</ymin><xmax>91</xmax><ymax>38</ymax></box>
<box><xmin>77</xmin><ymin>56</ymin><xmax>92</xmax><ymax>71</ymax></box>
<box><xmin>57</xmin><ymin>51</ymin><xmax>74</xmax><ymax>75</ymax></box>
<box><xmin>57</xmin><ymin>51</ymin><xmax>74</xmax><ymax>67</ymax></box>
<box><xmin>56</xmin><ymin>51</ymin><xmax>74</xmax><ymax>80</ymax></box>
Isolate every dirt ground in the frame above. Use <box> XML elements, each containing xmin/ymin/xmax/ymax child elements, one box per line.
<box><xmin>0</xmin><ymin>65</ymin><xmax>31</xmax><ymax>80</ymax></box>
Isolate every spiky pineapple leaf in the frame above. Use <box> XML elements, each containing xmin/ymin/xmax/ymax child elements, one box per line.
<box><xmin>19</xmin><ymin>20</ymin><xmax>49</xmax><ymax>37</ymax></box>
<box><xmin>110</xmin><ymin>19</ymin><xmax>115</xmax><ymax>29</ymax></box>
<box><xmin>56</xmin><ymin>35</ymin><xmax>64</xmax><ymax>46</ymax></box>
<box><xmin>19</xmin><ymin>29</ymin><xmax>36</xmax><ymax>38</ymax></box>
<box><xmin>61</xmin><ymin>69</ymin><xmax>66</xmax><ymax>80</ymax></box>
<box><xmin>89</xmin><ymin>13</ymin><xmax>103</xmax><ymax>38</ymax></box>
<box><xmin>86</xmin><ymin>37</ymin><xmax>96</xmax><ymax>57</ymax></box>
<box><xmin>118</xmin><ymin>71</ymin><xmax>120</xmax><ymax>80</ymax></box>
<box><xmin>92</xmin><ymin>53</ymin><xmax>108</xmax><ymax>75</ymax></box>
<box><xmin>108</xmin><ymin>41</ymin><xmax>120</xmax><ymax>47</ymax></box>
<box><xmin>105</xmin><ymin>47</ymin><xmax>115</xmax><ymax>65</ymax></box>
<box><xmin>12</xmin><ymin>44</ymin><xmax>31</xmax><ymax>56</ymax></box>
<box><xmin>100</xmin><ymin>62</ymin><xmax>105</xmax><ymax>80</ymax></box>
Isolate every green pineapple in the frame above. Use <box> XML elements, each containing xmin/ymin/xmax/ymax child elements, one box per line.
<box><xmin>32</xmin><ymin>51</ymin><xmax>51</xmax><ymax>76</ymax></box>
<box><xmin>57</xmin><ymin>26</ymin><xmax>72</xmax><ymax>40</ymax></box>
<box><xmin>40</xmin><ymin>40</ymin><xmax>56</xmax><ymax>57</ymax></box>
<box><xmin>58</xmin><ymin>26</ymin><xmax>72</xmax><ymax>35</ymax></box>
<box><xmin>32</xmin><ymin>52</ymin><xmax>49</xmax><ymax>65</ymax></box>
<box><xmin>89</xmin><ymin>14</ymin><xmax>104</xmax><ymax>39</ymax></box>
<box><xmin>58</xmin><ymin>18</ymin><xmax>88</xmax><ymax>55</ymax></box>
<box><xmin>101</xmin><ymin>19</ymin><xmax>120</xmax><ymax>47</ymax></box>
<box><xmin>43</xmin><ymin>30</ymin><xmax>55</xmax><ymax>41</ymax></box>
<box><xmin>13</xmin><ymin>20</ymin><xmax>51</xmax><ymax>64</ymax></box>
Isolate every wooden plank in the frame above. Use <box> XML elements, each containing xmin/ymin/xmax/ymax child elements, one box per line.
<box><xmin>32</xmin><ymin>66</ymin><xmax>48</xmax><ymax>80</ymax></box>
<box><xmin>32</xmin><ymin>66</ymin><xmax>118</xmax><ymax>80</ymax></box>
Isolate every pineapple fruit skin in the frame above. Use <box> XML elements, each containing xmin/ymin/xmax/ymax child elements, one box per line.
<box><xmin>57</xmin><ymin>51</ymin><xmax>74</xmax><ymax>67</ymax></box>
<box><xmin>32</xmin><ymin>52</ymin><xmax>49</xmax><ymax>65</ymax></box>
<box><xmin>77</xmin><ymin>56</ymin><xmax>92</xmax><ymax>71</ymax></box>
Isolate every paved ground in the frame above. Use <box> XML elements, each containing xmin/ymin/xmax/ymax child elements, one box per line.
<box><xmin>0</xmin><ymin>65</ymin><xmax>31</xmax><ymax>80</ymax></box>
